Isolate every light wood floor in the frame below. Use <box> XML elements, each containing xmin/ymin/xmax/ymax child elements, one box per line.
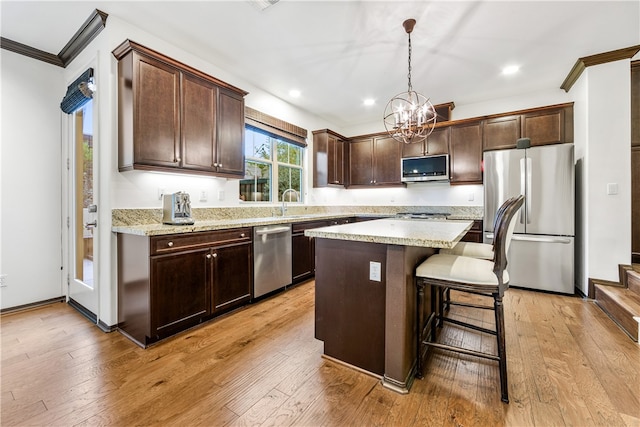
<box><xmin>2</xmin><ymin>281</ymin><xmax>639</xmax><ymax>426</ymax></box>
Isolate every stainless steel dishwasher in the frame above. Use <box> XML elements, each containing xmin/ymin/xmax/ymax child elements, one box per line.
<box><xmin>253</xmin><ymin>224</ymin><xmax>292</xmax><ymax>298</ymax></box>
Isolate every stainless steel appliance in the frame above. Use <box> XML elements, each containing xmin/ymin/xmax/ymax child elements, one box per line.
<box><xmin>484</xmin><ymin>144</ymin><xmax>575</xmax><ymax>294</ymax></box>
<box><xmin>253</xmin><ymin>224</ymin><xmax>292</xmax><ymax>298</ymax></box>
<box><xmin>401</xmin><ymin>154</ymin><xmax>449</xmax><ymax>182</ymax></box>
<box><xmin>162</xmin><ymin>191</ymin><xmax>194</xmax><ymax>225</ymax></box>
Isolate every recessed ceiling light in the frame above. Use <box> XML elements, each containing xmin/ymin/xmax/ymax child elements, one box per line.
<box><xmin>363</xmin><ymin>98</ymin><xmax>375</xmax><ymax>106</ymax></box>
<box><xmin>502</xmin><ymin>65</ymin><xmax>520</xmax><ymax>75</ymax></box>
<box><xmin>289</xmin><ymin>89</ymin><xmax>301</xmax><ymax>98</ymax></box>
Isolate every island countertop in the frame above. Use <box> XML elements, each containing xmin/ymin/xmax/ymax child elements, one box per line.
<box><xmin>305</xmin><ymin>218</ymin><xmax>473</xmax><ymax>249</ymax></box>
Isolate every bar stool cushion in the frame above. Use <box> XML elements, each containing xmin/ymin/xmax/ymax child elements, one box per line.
<box><xmin>438</xmin><ymin>242</ymin><xmax>493</xmax><ymax>260</ymax></box>
<box><xmin>416</xmin><ymin>253</ymin><xmax>508</xmax><ymax>286</ymax></box>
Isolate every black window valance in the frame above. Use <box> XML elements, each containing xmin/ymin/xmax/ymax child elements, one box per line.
<box><xmin>60</xmin><ymin>68</ymin><xmax>94</xmax><ymax>114</ymax></box>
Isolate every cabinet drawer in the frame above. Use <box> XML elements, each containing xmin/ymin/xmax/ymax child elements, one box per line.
<box><xmin>151</xmin><ymin>228</ymin><xmax>251</xmax><ymax>254</ymax></box>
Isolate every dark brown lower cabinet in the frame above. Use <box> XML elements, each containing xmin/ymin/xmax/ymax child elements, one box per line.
<box><xmin>212</xmin><ymin>242</ymin><xmax>252</xmax><ymax>313</ymax></box>
<box><xmin>292</xmin><ymin>220</ymin><xmax>330</xmax><ymax>283</ymax></box>
<box><xmin>118</xmin><ymin>228</ymin><xmax>252</xmax><ymax>347</ymax></box>
<box><xmin>151</xmin><ymin>248</ymin><xmax>210</xmax><ymax>339</ymax></box>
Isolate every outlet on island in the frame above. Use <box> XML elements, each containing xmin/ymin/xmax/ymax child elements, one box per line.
<box><xmin>369</xmin><ymin>261</ymin><xmax>381</xmax><ymax>282</ymax></box>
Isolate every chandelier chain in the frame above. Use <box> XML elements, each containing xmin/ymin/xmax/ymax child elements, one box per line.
<box><xmin>407</xmin><ymin>32</ymin><xmax>413</xmax><ymax>92</ymax></box>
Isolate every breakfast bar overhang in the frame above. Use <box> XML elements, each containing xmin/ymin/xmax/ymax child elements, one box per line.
<box><xmin>305</xmin><ymin>218</ymin><xmax>472</xmax><ymax>393</ymax></box>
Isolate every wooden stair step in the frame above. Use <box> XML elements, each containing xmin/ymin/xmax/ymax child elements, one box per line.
<box><xmin>627</xmin><ymin>269</ymin><xmax>640</xmax><ymax>296</ymax></box>
<box><xmin>594</xmin><ymin>284</ymin><xmax>640</xmax><ymax>342</ymax></box>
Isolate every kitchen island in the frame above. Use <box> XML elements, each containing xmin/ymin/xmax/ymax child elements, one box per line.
<box><xmin>305</xmin><ymin>218</ymin><xmax>472</xmax><ymax>393</ymax></box>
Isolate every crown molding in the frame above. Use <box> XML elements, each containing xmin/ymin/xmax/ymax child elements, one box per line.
<box><xmin>561</xmin><ymin>45</ymin><xmax>640</xmax><ymax>92</ymax></box>
<box><xmin>0</xmin><ymin>9</ymin><xmax>107</xmax><ymax>68</ymax></box>
<box><xmin>0</xmin><ymin>37</ymin><xmax>64</xmax><ymax>66</ymax></box>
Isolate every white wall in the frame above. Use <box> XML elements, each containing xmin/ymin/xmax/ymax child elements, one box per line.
<box><xmin>583</xmin><ymin>60</ymin><xmax>632</xmax><ymax>286</ymax></box>
<box><xmin>0</xmin><ymin>50</ymin><xmax>64</xmax><ymax>309</ymax></box>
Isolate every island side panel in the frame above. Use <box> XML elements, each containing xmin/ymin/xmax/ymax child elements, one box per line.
<box><xmin>314</xmin><ymin>238</ymin><xmax>387</xmax><ymax>375</ymax></box>
<box><xmin>383</xmin><ymin>244</ymin><xmax>436</xmax><ymax>393</ymax></box>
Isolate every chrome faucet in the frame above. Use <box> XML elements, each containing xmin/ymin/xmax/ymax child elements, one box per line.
<box><xmin>281</xmin><ymin>188</ymin><xmax>299</xmax><ymax>216</ymax></box>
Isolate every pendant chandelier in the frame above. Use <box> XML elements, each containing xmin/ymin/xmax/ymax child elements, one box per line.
<box><xmin>383</xmin><ymin>19</ymin><xmax>437</xmax><ymax>144</ymax></box>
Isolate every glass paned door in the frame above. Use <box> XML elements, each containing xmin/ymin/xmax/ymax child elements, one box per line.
<box><xmin>68</xmin><ymin>99</ymin><xmax>99</xmax><ymax>316</ymax></box>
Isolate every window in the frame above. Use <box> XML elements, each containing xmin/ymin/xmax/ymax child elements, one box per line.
<box><xmin>240</xmin><ymin>127</ymin><xmax>303</xmax><ymax>202</ymax></box>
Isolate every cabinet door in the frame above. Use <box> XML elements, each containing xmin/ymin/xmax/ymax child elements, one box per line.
<box><xmin>425</xmin><ymin>126</ymin><xmax>450</xmax><ymax>155</ymax></box>
<box><xmin>216</xmin><ymin>89</ymin><xmax>245</xmax><ymax>176</ymax></box>
<box><xmin>373</xmin><ymin>136</ymin><xmax>402</xmax><ymax>185</ymax></box>
<box><xmin>313</xmin><ymin>132</ymin><xmax>329</xmax><ymax>187</ymax></box>
<box><xmin>483</xmin><ymin>115</ymin><xmax>520</xmax><ymax>151</ymax></box>
<box><xmin>328</xmin><ymin>135</ymin><xmax>345</xmax><ymax>185</ymax></box>
<box><xmin>349</xmin><ymin>138</ymin><xmax>374</xmax><ymax>186</ymax></box>
<box><xmin>134</xmin><ymin>53</ymin><xmax>180</xmax><ymax>168</ymax></box>
<box><xmin>182</xmin><ymin>73</ymin><xmax>217</xmax><ymax>172</ymax></box>
<box><xmin>150</xmin><ymin>249</ymin><xmax>210</xmax><ymax>338</ymax></box>
<box><xmin>450</xmin><ymin>121</ymin><xmax>483</xmax><ymax>184</ymax></box>
<box><xmin>212</xmin><ymin>242</ymin><xmax>252</xmax><ymax>313</ymax></box>
<box><xmin>292</xmin><ymin>233</ymin><xmax>314</xmax><ymax>283</ymax></box>
<box><xmin>522</xmin><ymin>108</ymin><xmax>565</xmax><ymax>146</ymax></box>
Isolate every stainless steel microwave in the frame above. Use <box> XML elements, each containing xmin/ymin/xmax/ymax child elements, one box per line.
<box><xmin>401</xmin><ymin>154</ymin><xmax>450</xmax><ymax>182</ymax></box>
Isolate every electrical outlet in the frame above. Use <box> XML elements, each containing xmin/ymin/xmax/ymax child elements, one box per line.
<box><xmin>200</xmin><ymin>190</ymin><xmax>208</xmax><ymax>202</ymax></box>
<box><xmin>158</xmin><ymin>188</ymin><xmax>165</xmax><ymax>200</ymax></box>
<box><xmin>0</xmin><ymin>274</ymin><xmax>7</xmax><ymax>288</ymax></box>
<box><xmin>369</xmin><ymin>262</ymin><xmax>381</xmax><ymax>282</ymax></box>
<box><xmin>468</xmin><ymin>193</ymin><xmax>475</xmax><ymax>201</ymax></box>
<box><xmin>218</xmin><ymin>190</ymin><xmax>225</xmax><ymax>201</ymax></box>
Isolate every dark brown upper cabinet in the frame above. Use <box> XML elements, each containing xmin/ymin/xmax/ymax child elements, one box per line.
<box><xmin>348</xmin><ymin>135</ymin><xmax>403</xmax><ymax>187</ymax></box>
<box><xmin>450</xmin><ymin>120</ymin><xmax>483</xmax><ymax>185</ymax></box>
<box><xmin>113</xmin><ymin>40</ymin><xmax>248</xmax><ymax>178</ymax></box>
<box><xmin>483</xmin><ymin>104</ymin><xmax>573</xmax><ymax>151</ymax></box>
<box><xmin>483</xmin><ymin>115</ymin><xmax>521</xmax><ymax>151</ymax></box>
<box><xmin>402</xmin><ymin>126</ymin><xmax>450</xmax><ymax>158</ymax></box>
<box><xmin>522</xmin><ymin>105</ymin><xmax>573</xmax><ymax>146</ymax></box>
<box><xmin>313</xmin><ymin>129</ymin><xmax>347</xmax><ymax>187</ymax></box>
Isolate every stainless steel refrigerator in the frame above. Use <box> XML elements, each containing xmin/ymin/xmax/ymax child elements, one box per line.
<box><xmin>484</xmin><ymin>144</ymin><xmax>575</xmax><ymax>294</ymax></box>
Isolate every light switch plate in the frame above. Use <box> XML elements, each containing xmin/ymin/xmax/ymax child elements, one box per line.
<box><xmin>369</xmin><ymin>261</ymin><xmax>381</xmax><ymax>282</ymax></box>
<box><xmin>607</xmin><ymin>183</ymin><xmax>619</xmax><ymax>195</ymax></box>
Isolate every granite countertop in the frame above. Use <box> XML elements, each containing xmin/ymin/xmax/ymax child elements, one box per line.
<box><xmin>112</xmin><ymin>205</ymin><xmax>482</xmax><ymax>237</ymax></box>
<box><xmin>304</xmin><ymin>218</ymin><xmax>473</xmax><ymax>249</ymax></box>
<box><xmin>111</xmin><ymin>213</ymin><xmax>371</xmax><ymax>236</ymax></box>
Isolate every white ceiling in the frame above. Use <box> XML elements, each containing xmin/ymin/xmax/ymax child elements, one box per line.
<box><xmin>2</xmin><ymin>1</ymin><xmax>639</xmax><ymax>128</ymax></box>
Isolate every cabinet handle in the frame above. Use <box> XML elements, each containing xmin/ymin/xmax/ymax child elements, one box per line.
<box><xmin>218</xmin><ymin>163</ymin><xmax>222</xmax><ymax>168</ymax></box>
<box><xmin>167</xmin><ymin>241</ymin><xmax>174</xmax><ymax>247</ymax></box>
<box><xmin>213</xmin><ymin>162</ymin><xmax>218</xmax><ymax>167</ymax></box>
<box><xmin>240</xmin><ymin>233</ymin><xmax>245</xmax><ymax>238</ymax></box>
<box><xmin>175</xmin><ymin>157</ymin><xmax>181</xmax><ymax>162</ymax></box>
<box><xmin>206</xmin><ymin>253</ymin><xmax>212</xmax><ymax>259</ymax></box>
<box><xmin>212</xmin><ymin>253</ymin><xmax>218</xmax><ymax>258</ymax></box>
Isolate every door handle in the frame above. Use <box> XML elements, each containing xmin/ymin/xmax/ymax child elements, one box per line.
<box><xmin>255</xmin><ymin>226</ymin><xmax>290</xmax><ymax>235</ymax></box>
